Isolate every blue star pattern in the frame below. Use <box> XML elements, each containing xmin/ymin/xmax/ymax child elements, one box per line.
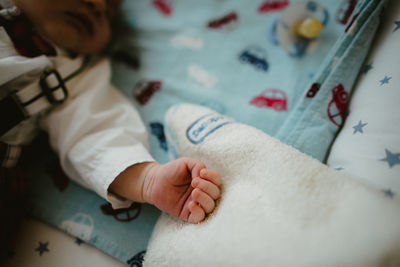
<box><xmin>35</xmin><ymin>242</ymin><xmax>49</xmax><ymax>256</ymax></box>
<box><xmin>380</xmin><ymin>149</ymin><xmax>400</xmax><ymax>168</ymax></box>
<box><xmin>363</xmin><ymin>63</ymin><xmax>373</xmax><ymax>74</ymax></box>
<box><xmin>393</xmin><ymin>20</ymin><xmax>400</xmax><ymax>32</ymax></box>
<box><xmin>352</xmin><ymin>120</ymin><xmax>368</xmax><ymax>134</ymax></box>
<box><xmin>379</xmin><ymin>75</ymin><xmax>392</xmax><ymax>85</ymax></box>
<box><xmin>383</xmin><ymin>189</ymin><xmax>395</xmax><ymax>199</ymax></box>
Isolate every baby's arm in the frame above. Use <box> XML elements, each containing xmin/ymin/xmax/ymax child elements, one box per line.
<box><xmin>109</xmin><ymin>158</ymin><xmax>221</xmax><ymax>223</ymax></box>
<box><xmin>40</xmin><ymin>59</ymin><xmax>220</xmax><ymax>221</ymax></box>
<box><xmin>41</xmin><ymin>60</ymin><xmax>154</xmax><ymax>209</ymax></box>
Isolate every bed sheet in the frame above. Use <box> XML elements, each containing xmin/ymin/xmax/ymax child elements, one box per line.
<box><xmin>328</xmin><ymin>0</ymin><xmax>400</xmax><ymax>196</ymax></box>
<box><xmin>4</xmin><ymin>218</ymin><xmax>126</xmax><ymax>267</ymax></box>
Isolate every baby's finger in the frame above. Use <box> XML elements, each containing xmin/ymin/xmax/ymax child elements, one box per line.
<box><xmin>192</xmin><ymin>188</ymin><xmax>215</xmax><ymax>214</ymax></box>
<box><xmin>181</xmin><ymin>157</ymin><xmax>206</xmax><ymax>178</ymax></box>
<box><xmin>200</xmin><ymin>169</ymin><xmax>222</xmax><ymax>186</ymax></box>
<box><xmin>191</xmin><ymin>178</ymin><xmax>220</xmax><ymax>200</ymax></box>
<box><xmin>188</xmin><ymin>201</ymin><xmax>205</xmax><ymax>223</ymax></box>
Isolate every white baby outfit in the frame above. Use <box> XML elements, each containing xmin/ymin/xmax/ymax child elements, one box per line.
<box><xmin>0</xmin><ymin>0</ymin><xmax>154</xmax><ymax>208</ymax></box>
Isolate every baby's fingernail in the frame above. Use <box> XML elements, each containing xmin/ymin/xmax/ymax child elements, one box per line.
<box><xmin>200</xmin><ymin>169</ymin><xmax>207</xmax><ymax>176</ymax></box>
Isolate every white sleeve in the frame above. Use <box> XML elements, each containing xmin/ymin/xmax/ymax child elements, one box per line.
<box><xmin>40</xmin><ymin>59</ymin><xmax>155</xmax><ymax>209</ymax></box>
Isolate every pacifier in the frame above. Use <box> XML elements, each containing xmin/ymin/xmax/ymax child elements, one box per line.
<box><xmin>269</xmin><ymin>0</ymin><xmax>329</xmax><ymax>58</ymax></box>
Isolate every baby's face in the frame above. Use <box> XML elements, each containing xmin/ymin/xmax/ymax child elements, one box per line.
<box><xmin>13</xmin><ymin>0</ymin><xmax>121</xmax><ymax>54</ymax></box>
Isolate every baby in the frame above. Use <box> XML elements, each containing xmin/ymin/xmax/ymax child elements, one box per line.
<box><xmin>0</xmin><ymin>0</ymin><xmax>220</xmax><ymax>224</ymax></box>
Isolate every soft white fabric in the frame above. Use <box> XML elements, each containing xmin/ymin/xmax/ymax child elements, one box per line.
<box><xmin>144</xmin><ymin>104</ymin><xmax>400</xmax><ymax>267</ymax></box>
<box><xmin>327</xmin><ymin>0</ymin><xmax>400</xmax><ymax>194</ymax></box>
<box><xmin>0</xmin><ymin>22</ymin><xmax>154</xmax><ymax>208</ymax></box>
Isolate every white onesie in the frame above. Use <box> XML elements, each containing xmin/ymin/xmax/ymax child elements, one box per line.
<box><xmin>0</xmin><ymin>1</ymin><xmax>154</xmax><ymax>209</ymax></box>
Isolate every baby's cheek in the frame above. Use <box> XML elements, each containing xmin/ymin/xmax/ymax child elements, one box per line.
<box><xmin>86</xmin><ymin>23</ymin><xmax>110</xmax><ymax>53</ymax></box>
<box><xmin>42</xmin><ymin>22</ymin><xmax>81</xmax><ymax>51</ymax></box>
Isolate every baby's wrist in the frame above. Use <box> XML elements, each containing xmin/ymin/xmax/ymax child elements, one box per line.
<box><xmin>140</xmin><ymin>162</ymin><xmax>161</xmax><ymax>205</ymax></box>
<box><xmin>109</xmin><ymin>161</ymin><xmax>160</xmax><ymax>204</ymax></box>
<box><xmin>141</xmin><ymin>162</ymin><xmax>160</xmax><ymax>205</ymax></box>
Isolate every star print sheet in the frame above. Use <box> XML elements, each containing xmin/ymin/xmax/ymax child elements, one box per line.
<box><xmin>328</xmin><ymin>0</ymin><xmax>400</xmax><ymax>198</ymax></box>
<box><xmin>19</xmin><ymin>0</ymin><xmax>396</xmax><ymax>265</ymax></box>
<box><xmin>4</xmin><ymin>219</ymin><xmax>127</xmax><ymax>267</ymax></box>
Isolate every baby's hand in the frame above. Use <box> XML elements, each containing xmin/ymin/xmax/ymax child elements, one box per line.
<box><xmin>143</xmin><ymin>158</ymin><xmax>221</xmax><ymax>223</ymax></box>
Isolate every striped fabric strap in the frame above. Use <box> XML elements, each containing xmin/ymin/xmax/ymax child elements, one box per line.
<box><xmin>0</xmin><ymin>141</ymin><xmax>21</xmax><ymax>168</ymax></box>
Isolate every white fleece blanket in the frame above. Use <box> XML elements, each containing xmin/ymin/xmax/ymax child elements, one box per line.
<box><xmin>144</xmin><ymin>104</ymin><xmax>400</xmax><ymax>267</ymax></box>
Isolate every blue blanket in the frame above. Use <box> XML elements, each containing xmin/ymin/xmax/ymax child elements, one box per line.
<box><xmin>24</xmin><ymin>0</ymin><xmax>386</xmax><ymax>264</ymax></box>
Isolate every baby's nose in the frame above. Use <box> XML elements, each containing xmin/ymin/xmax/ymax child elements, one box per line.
<box><xmin>83</xmin><ymin>0</ymin><xmax>106</xmax><ymax>14</ymax></box>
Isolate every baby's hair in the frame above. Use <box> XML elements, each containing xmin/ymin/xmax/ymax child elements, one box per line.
<box><xmin>101</xmin><ymin>0</ymin><xmax>128</xmax><ymax>54</ymax></box>
<box><xmin>100</xmin><ymin>0</ymin><xmax>141</xmax><ymax>72</ymax></box>
<box><xmin>106</xmin><ymin>0</ymin><xmax>123</xmax><ymax>19</ymax></box>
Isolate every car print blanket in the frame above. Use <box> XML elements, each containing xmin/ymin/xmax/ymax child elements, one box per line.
<box><xmin>23</xmin><ymin>0</ymin><xmax>388</xmax><ymax>264</ymax></box>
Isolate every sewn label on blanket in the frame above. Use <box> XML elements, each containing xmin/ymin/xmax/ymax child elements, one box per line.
<box><xmin>186</xmin><ymin>113</ymin><xmax>234</xmax><ymax>144</ymax></box>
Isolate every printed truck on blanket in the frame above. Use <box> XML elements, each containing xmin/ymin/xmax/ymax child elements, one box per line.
<box><xmin>239</xmin><ymin>46</ymin><xmax>269</xmax><ymax>71</ymax></box>
<box><xmin>100</xmin><ymin>202</ymin><xmax>142</xmax><ymax>222</ymax></box>
<box><xmin>187</xmin><ymin>64</ymin><xmax>218</xmax><ymax>89</ymax></box>
<box><xmin>250</xmin><ymin>89</ymin><xmax>288</xmax><ymax>111</ymax></box>
<box><xmin>133</xmin><ymin>80</ymin><xmax>162</xmax><ymax>105</ymax></box>
<box><xmin>336</xmin><ymin>0</ymin><xmax>358</xmax><ymax>25</ymax></box>
<box><xmin>60</xmin><ymin>213</ymin><xmax>94</xmax><ymax>241</ymax></box>
<box><xmin>152</xmin><ymin>0</ymin><xmax>172</xmax><ymax>16</ymax></box>
<box><xmin>207</xmin><ymin>12</ymin><xmax>238</xmax><ymax>30</ymax></box>
<box><xmin>327</xmin><ymin>83</ymin><xmax>348</xmax><ymax>127</ymax></box>
<box><xmin>170</xmin><ymin>34</ymin><xmax>204</xmax><ymax>49</ymax></box>
<box><xmin>258</xmin><ymin>0</ymin><xmax>290</xmax><ymax>13</ymax></box>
